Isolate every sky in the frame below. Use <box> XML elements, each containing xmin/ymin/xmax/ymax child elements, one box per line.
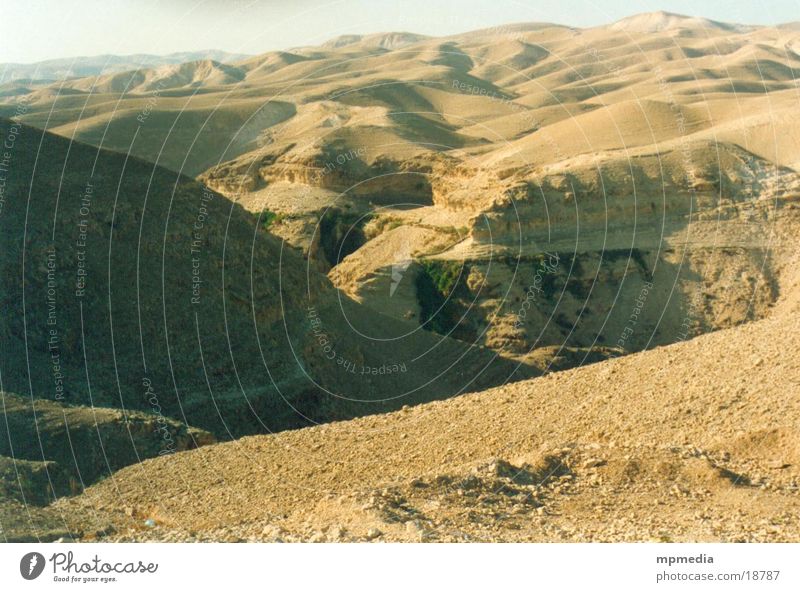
<box><xmin>3</xmin><ymin>0</ymin><xmax>799</xmax><ymax>63</ymax></box>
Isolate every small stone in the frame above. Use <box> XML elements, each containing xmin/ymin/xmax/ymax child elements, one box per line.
<box><xmin>261</xmin><ymin>525</ymin><xmax>284</xmax><ymax>538</ymax></box>
<box><xmin>95</xmin><ymin>525</ymin><xmax>116</xmax><ymax>538</ymax></box>
<box><xmin>583</xmin><ymin>458</ymin><xmax>607</xmax><ymax>469</ymax></box>
<box><xmin>405</xmin><ymin>521</ymin><xmax>425</xmax><ymax>537</ymax></box>
<box><xmin>767</xmin><ymin>460</ymin><xmax>790</xmax><ymax>470</ymax></box>
<box><xmin>366</xmin><ymin>528</ymin><xmax>382</xmax><ymax>540</ymax></box>
<box><xmin>309</xmin><ymin>531</ymin><xmax>326</xmax><ymax>543</ymax></box>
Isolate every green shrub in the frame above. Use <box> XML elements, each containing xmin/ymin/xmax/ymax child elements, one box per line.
<box><xmin>415</xmin><ymin>259</ymin><xmax>471</xmax><ymax>337</ymax></box>
<box><xmin>419</xmin><ymin>259</ymin><xmax>463</xmax><ymax>298</ymax></box>
<box><xmin>261</xmin><ymin>210</ymin><xmax>285</xmax><ymax>229</ymax></box>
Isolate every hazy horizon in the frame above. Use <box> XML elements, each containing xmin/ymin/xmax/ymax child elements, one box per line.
<box><xmin>3</xmin><ymin>0</ymin><xmax>798</xmax><ymax>64</ymax></box>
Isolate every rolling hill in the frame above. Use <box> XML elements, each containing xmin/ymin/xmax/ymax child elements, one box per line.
<box><xmin>2</xmin><ymin>11</ymin><xmax>799</xmax><ymax>542</ymax></box>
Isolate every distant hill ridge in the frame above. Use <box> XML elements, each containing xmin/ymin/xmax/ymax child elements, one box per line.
<box><xmin>0</xmin><ymin>50</ymin><xmax>251</xmax><ymax>83</ymax></box>
<box><xmin>1</xmin><ymin>11</ymin><xmax>782</xmax><ymax>85</ymax></box>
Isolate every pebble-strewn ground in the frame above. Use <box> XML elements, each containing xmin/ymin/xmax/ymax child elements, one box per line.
<box><xmin>55</xmin><ymin>254</ymin><xmax>800</xmax><ymax>541</ymax></box>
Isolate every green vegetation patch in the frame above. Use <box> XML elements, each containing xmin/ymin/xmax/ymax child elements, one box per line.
<box><xmin>261</xmin><ymin>209</ymin><xmax>286</xmax><ymax>230</ymax></box>
<box><xmin>415</xmin><ymin>259</ymin><xmax>472</xmax><ymax>338</ymax></box>
<box><xmin>419</xmin><ymin>259</ymin><xmax>463</xmax><ymax>298</ymax></box>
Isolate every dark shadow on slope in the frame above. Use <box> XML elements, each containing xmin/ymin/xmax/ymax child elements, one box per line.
<box><xmin>0</xmin><ymin>118</ymin><xmax>537</xmax><ymax>448</ymax></box>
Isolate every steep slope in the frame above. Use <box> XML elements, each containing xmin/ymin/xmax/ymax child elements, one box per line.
<box><xmin>56</xmin><ymin>250</ymin><xmax>800</xmax><ymax>542</ymax></box>
<box><xmin>0</xmin><ymin>118</ymin><xmax>542</xmax><ymax>540</ymax></box>
<box><xmin>0</xmin><ymin>392</ymin><xmax>215</xmax><ymax>542</ymax></box>
<box><xmin>0</xmin><ymin>118</ymin><xmax>535</xmax><ymax>441</ymax></box>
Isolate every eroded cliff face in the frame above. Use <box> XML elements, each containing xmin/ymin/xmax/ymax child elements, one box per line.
<box><xmin>199</xmin><ymin>129</ymin><xmax>800</xmax><ymax>372</ymax></box>
<box><xmin>414</xmin><ymin>245</ymin><xmax>781</xmax><ymax>360</ymax></box>
<box><xmin>202</xmin><ymin>145</ymin><xmax>442</xmax><ymax>206</ymax></box>
<box><xmin>183</xmin><ymin>22</ymin><xmax>800</xmax><ymax>374</ymax></box>
<box><xmin>26</xmin><ymin>8</ymin><xmax>794</xmax><ymax>406</ymax></box>
<box><xmin>468</xmin><ymin>143</ymin><xmax>800</xmax><ymax>248</ymax></box>
<box><xmin>0</xmin><ymin>119</ymin><xmax>537</xmax><ymax>443</ymax></box>
<box><xmin>223</xmin><ymin>140</ymin><xmax>793</xmax><ymax>362</ymax></box>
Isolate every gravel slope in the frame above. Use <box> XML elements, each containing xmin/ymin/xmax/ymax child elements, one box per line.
<box><xmin>57</xmin><ymin>257</ymin><xmax>800</xmax><ymax>541</ymax></box>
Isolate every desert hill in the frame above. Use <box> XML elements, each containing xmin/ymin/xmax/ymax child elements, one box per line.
<box><xmin>55</xmin><ymin>241</ymin><xmax>800</xmax><ymax>542</ymax></box>
<box><xmin>0</xmin><ymin>391</ymin><xmax>215</xmax><ymax>542</ymax></box>
<box><xmin>2</xmin><ymin>11</ymin><xmax>800</xmax><ymax>542</ymax></box>
<box><xmin>608</xmin><ymin>11</ymin><xmax>750</xmax><ymax>33</ymax></box>
<box><xmin>0</xmin><ymin>117</ymin><xmax>532</xmax><ymax>434</ymax></box>
<box><xmin>0</xmin><ymin>116</ymin><xmax>542</xmax><ymax>540</ymax></box>
<box><xmin>0</xmin><ymin>50</ymin><xmax>250</xmax><ymax>84</ymax></box>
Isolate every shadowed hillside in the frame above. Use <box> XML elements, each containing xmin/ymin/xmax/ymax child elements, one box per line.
<box><xmin>0</xmin><ymin>118</ymin><xmax>534</xmax><ymax>438</ymax></box>
<box><xmin>0</xmin><ymin>117</ymin><xmax>542</xmax><ymax>541</ymax></box>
